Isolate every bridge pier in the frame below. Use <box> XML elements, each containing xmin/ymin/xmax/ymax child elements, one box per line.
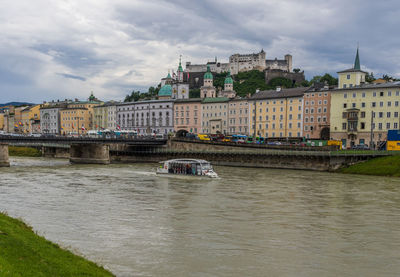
<box><xmin>0</xmin><ymin>143</ymin><xmax>10</xmax><ymax>167</ymax></box>
<box><xmin>70</xmin><ymin>144</ymin><xmax>110</xmax><ymax>165</ymax></box>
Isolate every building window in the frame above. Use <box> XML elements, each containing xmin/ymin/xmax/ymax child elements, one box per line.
<box><xmin>343</xmin><ymin>103</ymin><xmax>347</xmax><ymax>108</ymax></box>
<box><xmin>361</xmin><ymin>102</ymin><xmax>365</xmax><ymax>108</ymax></box>
<box><xmin>352</xmin><ymin>103</ymin><xmax>356</xmax><ymax>108</ymax></box>
<box><xmin>361</xmin><ymin>112</ymin><xmax>366</xmax><ymax>118</ymax></box>
<box><xmin>395</xmin><ymin>123</ymin><xmax>398</xmax><ymax>129</ymax></box>
<box><xmin>379</xmin><ymin>112</ymin><xmax>383</xmax><ymax>118</ymax></box>
<box><xmin>347</xmin><ymin>74</ymin><xmax>350</xmax><ymax>79</ymax></box>
<box><xmin>361</xmin><ymin>122</ymin><xmax>365</xmax><ymax>129</ymax></box>
<box><xmin>380</xmin><ymin>91</ymin><xmax>384</xmax><ymax>97</ymax></box>
<box><xmin>395</xmin><ymin>112</ymin><xmax>399</xmax><ymax>118</ymax></box>
<box><xmin>388</xmin><ymin>91</ymin><xmax>392</xmax><ymax>96</ymax></box>
<box><xmin>362</xmin><ymin>92</ymin><xmax>366</xmax><ymax>98</ymax></box>
<box><xmin>378</xmin><ymin>123</ymin><xmax>382</xmax><ymax>130</ymax></box>
<box><xmin>342</xmin><ymin>123</ymin><xmax>347</xmax><ymax>130</ymax></box>
<box><xmin>372</xmin><ymin>102</ymin><xmax>376</xmax><ymax>107</ymax></box>
<box><xmin>387</xmin><ymin>112</ymin><xmax>391</xmax><ymax>118</ymax></box>
<box><xmin>342</xmin><ymin>112</ymin><xmax>347</xmax><ymax>119</ymax></box>
<box><xmin>344</xmin><ymin>93</ymin><xmax>347</xmax><ymax>98</ymax></box>
<box><xmin>373</xmin><ymin>92</ymin><xmax>376</xmax><ymax>97</ymax></box>
<box><xmin>388</xmin><ymin>101</ymin><xmax>392</xmax><ymax>107</ymax></box>
<box><xmin>387</xmin><ymin>123</ymin><xmax>391</xmax><ymax>129</ymax></box>
<box><xmin>380</xmin><ymin>102</ymin><xmax>384</xmax><ymax>107</ymax></box>
<box><xmin>353</xmin><ymin>93</ymin><xmax>356</xmax><ymax>98</ymax></box>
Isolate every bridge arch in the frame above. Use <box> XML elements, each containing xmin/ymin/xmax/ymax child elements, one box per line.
<box><xmin>175</xmin><ymin>129</ymin><xmax>188</xmax><ymax>138</ymax></box>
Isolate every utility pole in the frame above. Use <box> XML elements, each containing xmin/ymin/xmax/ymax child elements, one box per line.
<box><xmin>370</xmin><ymin>110</ymin><xmax>374</xmax><ymax>150</ymax></box>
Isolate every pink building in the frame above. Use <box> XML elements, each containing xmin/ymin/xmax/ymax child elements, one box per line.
<box><xmin>303</xmin><ymin>84</ymin><xmax>332</xmax><ymax>139</ymax></box>
<box><xmin>174</xmin><ymin>99</ymin><xmax>202</xmax><ymax>134</ymax></box>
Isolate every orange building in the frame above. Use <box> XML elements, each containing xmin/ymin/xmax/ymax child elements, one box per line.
<box><xmin>303</xmin><ymin>84</ymin><xmax>332</xmax><ymax>139</ymax></box>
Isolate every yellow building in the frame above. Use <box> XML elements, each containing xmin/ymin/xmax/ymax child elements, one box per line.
<box><xmin>20</xmin><ymin>105</ymin><xmax>41</xmax><ymax>134</ymax></box>
<box><xmin>330</xmin><ymin>49</ymin><xmax>400</xmax><ymax>148</ymax></box>
<box><xmin>60</xmin><ymin>107</ymin><xmax>91</xmax><ymax>135</ymax></box>
<box><xmin>66</xmin><ymin>93</ymin><xmax>102</xmax><ymax>133</ymax></box>
<box><xmin>249</xmin><ymin>87</ymin><xmax>306</xmax><ymax>138</ymax></box>
<box><xmin>0</xmin><ymin>113</ymin><xmax>4</xmax><ymax>131</ymax></box>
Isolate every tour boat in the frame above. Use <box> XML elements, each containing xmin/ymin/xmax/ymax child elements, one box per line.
<box><xmin>157</xmin><ymin>159</ymin><xmax>218</xmax><ymax>178</ymax></box>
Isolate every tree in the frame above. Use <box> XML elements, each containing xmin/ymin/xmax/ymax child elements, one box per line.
<box><xmin>189</xmin><ymin>89</ymin><xmax>200</xmax><ymax>98</ymax></box>
<box><xmin>293</xmin><ymin>68</ymin><xmax>301</xmax><ymax>73</ymax></box>
<box><xmin>268</xmin><ymin>77</ymin><xmax>294</xmax><ymax>88</ymax></box>
<box><xmin>365</xmin><ymin>72</ymin><xmax>375</xmax><ymax>83</ymax></box>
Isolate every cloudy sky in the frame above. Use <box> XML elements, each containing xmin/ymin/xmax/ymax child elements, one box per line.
<box><xmin>1</xmin><ymin>0</ymin><xmax>399</xmax><ymax>103</ymax></box>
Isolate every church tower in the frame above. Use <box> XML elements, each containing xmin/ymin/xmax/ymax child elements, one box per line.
<box><xmin>200</xmin><ymin>65</ymin><xmax>216</xmax><ymax>98</ymax></box>
<box><xmin>337</xmin><ymin>47</ymin><xmax>367</xmax><ymax>89</ymax></box>
<box><xmin>177</xmin><ymin>56</ymin><xmax>184</xmax><ymax>82</ymax></box>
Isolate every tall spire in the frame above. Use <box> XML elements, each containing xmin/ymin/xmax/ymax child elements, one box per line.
<box><xmin>354</xmin><ymin>47</ymin><xmax>360</xmax><ymax>70</ymax></box>
<box><xmin>178</xmin><ymin>55</ymin><xmax>183</xmax><ymax>72</ymax></box>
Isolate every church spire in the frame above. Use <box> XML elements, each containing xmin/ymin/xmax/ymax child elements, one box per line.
<box><xmin>354</xmin><ymin>47</ymin><xmax>360</xmax><ymax>70</ymax></box>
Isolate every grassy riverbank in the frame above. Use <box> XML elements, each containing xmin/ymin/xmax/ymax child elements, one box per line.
<box><xmin>0</xmin><ymin>212</ymin><xmax>114</xmax><ymax>276</ymax></box>
<box><xmin>339</xmin><ymin>155</ymin><xmax>400</xmax><ymax>177</ymax></box>
<box><xmin>8</xmin><ymin>146</ymin><xmax>41</xmax><ymax>157</ymax></box>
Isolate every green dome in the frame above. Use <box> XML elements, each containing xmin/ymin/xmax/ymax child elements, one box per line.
<box><xmin>224</xmin><ymin>71</ymin><xmax>233</xmax><ymax>84</ymax></box>
<box><xmin>204</xmin><ymin>65</ymin><xmax>213</xmax><ymax>80</ymax></box>
<box><xmin>158</xmin><ymin>84</ymin><xmax>172</xmax><ymax>96</ymax></box>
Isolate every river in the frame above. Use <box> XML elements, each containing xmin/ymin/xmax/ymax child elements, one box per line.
<box><xmin>1</xmin><ymin>157</ymin><xmax>400</xmax><ymax>276</ymax></box>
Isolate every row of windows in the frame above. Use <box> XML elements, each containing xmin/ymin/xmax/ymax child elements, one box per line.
<box><xmin>343</xmin><ymin>91</ymin><xmax>400</xmax><ymax>98</ymax></box>
<box><xmin>258</xmin><ymin>122</ymin><xmax>302</xmax><ymax>130</ymax></box>
<box><xmin>305</xmin><ymin>107</ymin><xmax>328</xmax><ymax>114</ymax></box>
<box><xmin>253</xmin><ymin>99</ymin><xmax>302</xmax><ymax>105</ymax></box>
<box><xmin>255</xmin><ymin>114</ymin><xmax>302</xmax><ymax>121</ymax></box>
<box><xmin>176</xmin><ymin>118</ymin><xmax>198</xmax><ymax>125</ymax></box>
<box><xmin>342</xmin><ymin>122</ymin><xmax>399</xmax><ymax>130</ymax></box>
<box><xmin>119</xmin><ymin>105</ymin><xmax>170</xmax><ymax>111</ymax></box>
<box><xmin>259</xmin><ymin>132</ymin><xmax>301</xmax><ymax>138</ymax></box>
<box><xmin>343</xmin><ymin>101</ymin><xmax>399</xmax><ymax>108</ymax></box>
<box><xmin>306</xmin><ymin>100</ymin><xmax>328</xmax><ymax>105</ymax></box>
<box><xmin>343</xmin><ymin>111</ymin><xmax>399</xmax><ymax>119</ymax></box>
<box><xmin>305</xmin><ymin>93</ymin><xmax>329</xmax><ymax>97</ymax></box>
<box><xmin>175</xmin><ymin>106</ymin><xmax>198</xmax><ymax>110</ymax></box>
<box><xmin>304</xmin><ymin>116</ymin><xmax>327</xmax><ymax>123</ymax></box>
<box><xmin>255</xmin><ymin>106</ymin><xmax>301</xmax><ymax>113</ymax></box>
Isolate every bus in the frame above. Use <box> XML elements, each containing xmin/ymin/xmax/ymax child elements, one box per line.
<box><xmin>232</xmin><ymin>134</ymin><xmax>247</xmax><ymax>143</ymax></box>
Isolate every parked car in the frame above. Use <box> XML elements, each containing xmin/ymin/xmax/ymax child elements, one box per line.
<box><xmin>351</xmin><ymin>144</ymin><xmax>370</xmax><ymax>150</ymax></box>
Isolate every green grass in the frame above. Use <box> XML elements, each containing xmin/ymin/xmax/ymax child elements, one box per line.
<box><xmin>8</xmin><ymin>146</ymin><xmax>42</xmax><ymax>157</ymax></box>
<box><xmin>339</xmin><ymin>155</ymin><xmax>400</xmax><ymax>177</ymax></box>
<box><xmin>0</xmin><ymin>212</ymin><xmax>114</xmax><ymax>277</ymax></box>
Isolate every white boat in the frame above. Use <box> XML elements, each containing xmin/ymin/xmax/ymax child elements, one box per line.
<box><xmin>157</xmin><ymin>159</ymin><xmax>218</xmax><ymax>178</ymax></box>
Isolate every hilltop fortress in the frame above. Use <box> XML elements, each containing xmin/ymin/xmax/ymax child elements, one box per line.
<box><xmin>185</xmin><ymin>49</ymin><xmax>304</xmax><ymax>89</ymax></box>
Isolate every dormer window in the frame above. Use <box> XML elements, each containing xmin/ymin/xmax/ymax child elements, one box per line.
<box><xmin>347</xmin><ymin>74</ymin><xmax>351</xmax><ymax>79</ymax></box>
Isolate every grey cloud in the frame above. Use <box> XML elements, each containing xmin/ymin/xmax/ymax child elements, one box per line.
<box><xmin>57</xmin><ymin>73</ymin><xmax>86</xmax><ymax>81</ymax></box>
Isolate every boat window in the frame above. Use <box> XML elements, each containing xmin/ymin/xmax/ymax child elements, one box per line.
<box><xmin>201</xmin><ymin>163</ymin><xmax>212</xmax><ymax>170</ymax></box>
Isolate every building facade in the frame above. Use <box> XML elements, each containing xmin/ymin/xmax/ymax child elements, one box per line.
<box><xmin>329</xmin><ymin>48</ymin><xmax>400</xmax><ymax>148</ymax></box>
<box><xmin>117</xmin><ymin>100</ymin><xmax>174</xmax><ymax>135</ymax></box>
<box><xmin>228</xmin><ymin>98</ymin><xmax>250</xmax><ymax>135</ymax></box>
<box><xmin>250</xmin><ymin>87</ymin><xmax>306</xmax><ymax>138</ymax></box>
<box><xmin>303</xmin><ymin>84</ymin><xmax>332</xmax><ymax>139</ymax></box>
<box><xmin>174</xmin><ymin>99</ymin><xmax>202</xmax><ymax>134</ymax></box>
<box><xmin>93</xmin><ymin>102</ymin><xmax>118</xmax><ymax>131</ymax></box>
<box><xmin>201</xmin><ymin>97</ymin><xmax>229</xmax><ymax>134</ymax></box>
<box><xmin>60</xmin><ymin>107</ymin><xmax>91</xmax><ymax>135</ymax></box>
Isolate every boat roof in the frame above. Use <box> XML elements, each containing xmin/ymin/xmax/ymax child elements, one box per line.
<box><xmin>159</xmin><ymin>159</ymin><xmax>210</xmax><ymax>164</ymax></box>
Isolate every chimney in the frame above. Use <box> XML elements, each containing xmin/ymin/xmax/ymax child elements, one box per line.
<box><xmin>276</xmin><ymin>86</ymin><xmax>281</xmax><ymax>92</ymax></box>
